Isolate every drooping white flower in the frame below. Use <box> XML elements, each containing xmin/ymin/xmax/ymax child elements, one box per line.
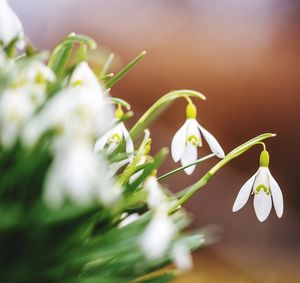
<box><xmin>95</xmin><ymin>105</ymin><xmax>134</xmax><ymax>156</ymax></box>
<box><xmin>232</xmin><ymin>150</ymin><xmax>284</xmax><ymax>222</ymax></box>
<box><xmin>44</xmin><ymin>139</ymin><xmax>121</xmax><ymax>208</ymax></box>
<box><xmin>171</xmin><ymin>103</ymin><xmax>224</xmax><ymax>175</ymax></box>
<box><xmin>140</xmin><ymin>207</ymin><xmax>176</xmax><ymax>259</ymax></box>
<box><xmin>0</xmin><ymin>0</ymin><xmax>24</xmax><ymax>49</ymax></box>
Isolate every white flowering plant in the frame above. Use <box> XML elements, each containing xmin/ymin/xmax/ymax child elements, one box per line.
<box><xmin>0</xmin><ymin>1</ymin><xmax>283</xmax><ymax>283</ymax></box>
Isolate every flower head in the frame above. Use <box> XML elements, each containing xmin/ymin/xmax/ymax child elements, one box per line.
<box><xmin>171</xmin><ymin>102</ymin><xmax>224</xmax><ymax>175</ymax></box>
<box><xmin>44</xmin><ymin>139</ymin><xmax>121</xmax><ymax>208</ymax></box>
<box><xmin>232</xmin><ymin>150</ymin><xmax>284</xmax><ymax>222</ymax></box>
<box><xmin>94</xmin><ymin>105</ymin><xmax>134</xmax><ymax>156</ymax></box>
<box><xmin>0</xmin><ymin>0</ymin><xmax>24</xmax><ymax>49</ymax></box>
<box><xmin>140</xmin><ymin>206</ymin><xmax>176</xmax><ymax>259</ymax></box>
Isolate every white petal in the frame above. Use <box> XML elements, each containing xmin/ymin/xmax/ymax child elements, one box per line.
<box><xmin>0</xmin><ymin>0</ymin><xmax>24</xmax><ymax>47</ymax></box>
<box><xmin>186</xmin><ymin>119</ymin><xmax>201</xmax><ymax>145</ymax></box>
<box><xmin>232</xmin><ymin>170</ymin><xmax>258</xmax><ymax>212</ymax></box>
<box><xmin>171</xmin><ymin>120</ymin><xmax>188</xmax><ymax>162</ymax></box>
<box><xmin>171</xmin><ymin>244</ymin><xmax>193</xmax><ymax>271</ymax></box>
<box><xmin>118</xmin><ymin>213</ymin><xmax>140</xmax><ymax>228</ymax></box>
<box><xmin>94</xmin><ymin>133</ymin><xmax>109</xmax><ymax>152</ymax></box>
<box><xmin>144</xmin><ymin>176</ymin><xmax>165</xmax><ymax>208</ymax></box>
<box><xmin>180</xmin><ymin>143</ymin><xmax>197</xmax><ymax>175</ymax></box>
<box><xmin>108</xmin><ymin>159</ymin><xmax>130</xmax><ymax>178</ymax></box>
<box><xmin>70</xmin><ymin>62</ymin><xmax>104</xmax><ymax>96</ymax></box>
<box><xmin>253</xmin><ymin>192</ymin><xmax>272</xmax><ymax>222</ymax></box>
<box><xmin>197</xmin><ymin>122</ymin><xmax>225</xmax><ymax>158</ymax></box>
<box><xmin>267</xmin><ymin>169</ymin><xmax>284</xmax><ymax>218</ymax></box>
<box><xmin>121</xmin><ymin>122</ymin><xmax>134</xmax><ymax>156</ymax></box>
<box><xmin>140</xmin><ymin>209</ymin><xmax>176</xmax><ymax>259</ymax></box>
<box><xmin>253</xmin><ymin>167</ymin><xmax>269</xmax><ymax>189</ymax></box>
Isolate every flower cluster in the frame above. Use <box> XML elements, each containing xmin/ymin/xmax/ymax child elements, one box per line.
<box><xmin>0</xmin><ymin>1</ymin><xmax>284</xmax><ymax>282</ymax></box>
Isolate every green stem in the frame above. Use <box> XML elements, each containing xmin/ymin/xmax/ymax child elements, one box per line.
<box><xmin>130</xmin><ymin>90</ymin><xmax>206</xmax><ymax>140</ymax></box>
<box><xmin>169</xmin><ymin>133</ymin><xmax>276</xmax><ymax>214</ymax></box>
<box><xmin>158</xmin><ymin>153</ymin><xmax>216</xmax><ymax>181</ymax></box>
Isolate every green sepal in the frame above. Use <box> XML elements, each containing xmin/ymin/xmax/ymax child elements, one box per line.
<box><xmin>259</xmin><ymin>150</ymin><xmax>270</xmax><ymax>167</ymax></box>
<box><xmin>186</xmin><ymin>103</ymin><xmax>197</xmax><ymax>119</ymax></box>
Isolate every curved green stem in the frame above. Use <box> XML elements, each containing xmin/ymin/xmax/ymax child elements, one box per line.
<box><xmin>169</xmin><ymin>133</ymin><xmax>276</xmax><ymax>214</ymax></box>
<box><xmin>108</xmin><ymin>97</ymin><xmax>131</xmax><ymax>110</ymax></box>
<box><xmin>158</xmin><ymin>153</ymin><xmax>216</xmax><ymax>181</ymax></box>
<box><xmin>130</xmin><ymin>90</ymin><xmax>206</xmax><ymax>140</ymax></box>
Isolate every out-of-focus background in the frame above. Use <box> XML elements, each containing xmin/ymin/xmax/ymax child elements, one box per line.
<box><xmin>12</xmin><ymin>0</ymin><xmax>300</xmax><ymax>282</ymax></box>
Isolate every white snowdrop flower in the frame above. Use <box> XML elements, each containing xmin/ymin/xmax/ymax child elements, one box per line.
<box><xmin>70</xmin><ymin>61</ymin><xmax>104</xmax><ymax>97</ymax></box>
<box><xmin>171</xmin><ymin>243</ymin><xmax>193</xmax><ymax>271</ymax></box>
<box><xmin>0</xmin><ymin>0</ymin><xmax>24</xmax><ymax>49</ymax></box>
<box><xmin>44</xmin><ymin>139</ymin><xmax>120</xmax><ymax>208</ymax></box>
<box><xmin>118</xmin><ymin>213</ymin><xmax>140</xmax><ymax>228</ymax></box>
<box><xmin>144</xmin><ymin>175</ymin><xmax>166</xmax><ymax>209</ymax></box>
<box><xmin>95</xmin><ymin>105</ymin><xmax>134</xmax><ymax>156</ymax></box>
<box><xmin>171</xmin><ymin>103</ymin><xmax>224</xmax><ymax>175</ymax></box>
<box><xmin>23</xmin><ymin>84</ymin><xmax>109</xmax><ymax>148</ymax></box>
<box><xmin>140</xmin><ymin>207</ymin><xmax>176</xmax><ymax>259</ymax></box>
<box><xmin>232</xmin><ymin>150</ymin><xmax>284</xmax><ymax>222</ymax></box>
<box><xmin>70</xmin><ymin>61</ymin><xmax>113</xmax><ymax>132</ymax></box>
<box><xmin>0</xmin><ymin>88</ymin><xmax>34</xmax><ymax>146</ymax></box>
<box><xmin>25</xmin><ymin>61</ymin><xmax>55</xmax><ymax>84</ymax></box>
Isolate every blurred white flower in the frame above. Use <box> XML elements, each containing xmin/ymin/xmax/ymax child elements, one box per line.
<box><xmin>0</xmin><ymin>61</ymin><xmax>54</xmax><ymax>146</ymax></box>
<box><xmin>44</xmin><ymin>139</ymin><xmax>121</xmax><ymax>208</ymax></box>
<box><xmin>171</xmin><ymin>103</ymin><xmax>224</xmax><ymax>175</ymax></box>
<box><xmin>144</xmin><ymin>175</ymin><xmax>166</xmax><ymax>208</ymax></box>
<box><xmin>232</xmin><ymin>150</ymin><xmax>283</xmax><ymax>222</ymax></box>
<box><xmin>23</xmin><ymin>84</ymin><xmax>109</xmax><ymax>148</ymax></box>
<box><xmin>0</xmin><ymin>88</ymin><xmax>33</xmax><ymax>146</ymax></box>
<box><xmin>171</xmin><ymin>243</ymin><xmax>193</xmax><ymax>271</ymax></box>
<box><xmin>0</xmin><ymin>0</ymin><xmax>24</xmax><ymax>49</ymax></box>
<box><xmin>140</xmin><ymin>207</ymin><xmax>176</xmax><ymax>259</ymax></box>
<box><xmin>70</xmin><ymin>61</ymin><xmax>103</xmax><ymax>96</ymax></box>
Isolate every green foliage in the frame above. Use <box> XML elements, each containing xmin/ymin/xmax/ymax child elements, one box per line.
<box><xmin>0</xmin><ymin>31</ymin><xmax>275</xmax><ymax>283</ymax></box>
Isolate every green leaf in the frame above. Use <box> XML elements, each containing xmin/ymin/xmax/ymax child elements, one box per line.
<box><xmin>130</xmin><ymin>90</ymin><xmax>206</xmax><ymax>140</ymax></box>
<box><xmin>101</xmin><ymin>53</ymin><xmax>115</xmax><ymax>76</ymax></box>
<box><xmin>48</xmin><ymin>33</ymin><xmax>97</xmax><ymax>76</ymax></box>
<box><xmin>106</xmin><ymin>51</ymin><xmax>146</xmax><ymax>88</ymax></box>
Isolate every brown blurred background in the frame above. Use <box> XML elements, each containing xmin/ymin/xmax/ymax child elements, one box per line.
<box><xmin>12</xmin><ymin>0</ymin><xmax>300</xmax><ymax>281</ymax></box>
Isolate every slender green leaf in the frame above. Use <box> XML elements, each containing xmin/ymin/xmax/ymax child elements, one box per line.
<box><xmin>106</xmin><ymin>51</ymin><xmax>146</xmax><ymax>88</ymax></box>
